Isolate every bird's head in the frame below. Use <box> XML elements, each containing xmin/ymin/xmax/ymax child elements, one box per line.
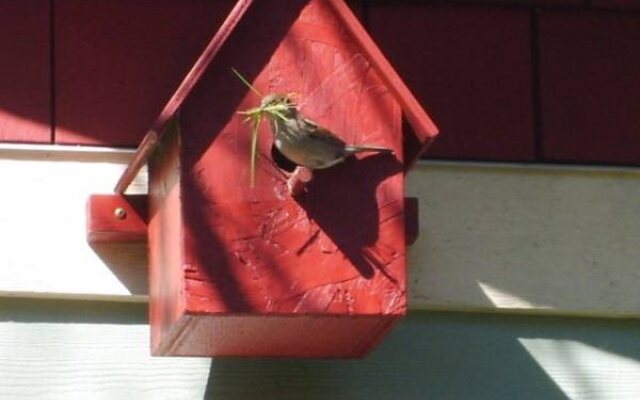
<box><xmin>259</xmin><ymin>93</ymin><xmax>297</xmax><ymax>120</ymax></box>
<box><xmin>260</xmin><ymin>93</ymin><xmax>294</xmax><ymax>108</ymax></box>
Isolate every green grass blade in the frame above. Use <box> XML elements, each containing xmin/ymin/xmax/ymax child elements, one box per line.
<box><xmin>249</xmin><ymin>114</ymin><xmax>261</xmax><ymax>187</ymax></box>
<box><xmin>231</xmin><ymin>68</ymin><xmax>263</xmax><ymax>98</ymax></box>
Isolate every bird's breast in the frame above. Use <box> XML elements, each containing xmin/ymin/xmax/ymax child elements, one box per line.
<box><xmin>271</xmin><ymin>120</ymin><xmax>345</xmax><ymax>169</ymax></box>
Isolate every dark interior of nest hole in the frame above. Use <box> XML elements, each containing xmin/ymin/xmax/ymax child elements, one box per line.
<box><xmin>271</xmin><ymin>144</ymin><xmax>297</xmax><ymax>172</ymax></box>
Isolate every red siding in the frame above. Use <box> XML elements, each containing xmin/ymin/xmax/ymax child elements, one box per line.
<box><xmin>492</xmin><ymin>0</ymin><xmax>583</xmax><ymax>4</ymax></box>
<box><xmin>54</xmin><ymin>0</ymin><xmax>234</xmax><ymax>146</ymax></box>
<box><xmin>0</xmin><ymin>0</ymin><xmax>51</xmax><ymax>143</ymax></box>
<box><xmin>369</xmin><ymin>4</ymin><xmax>535</xmax><ymax>161</ymax></box>
<box><xmin>540</xmin><ymin>11</ymin><xmax>640</xmax><ymax>164</ymax></box>
<box><xmin>2</xmin><ymin>1</ymin><xmax>640</xmax><ymax>166</ymax></box>
<box><xmin>592</xmin><ymin>0</ymin><xmax>640</xmax><ymax>9</ymax></box>
<box><xmin>491</xmin><ymin>0</ymin><xmax>584</xmax><ymax>4</ymax></box>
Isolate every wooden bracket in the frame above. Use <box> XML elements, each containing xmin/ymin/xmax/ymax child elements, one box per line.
<box><xmin>87</xmin><ymin>195</ymin><xmax>418</xmax><ymax>245</ymax></box>
<box><xmin>86</xmin><ymin>194</ymin><xmax>148</xmax><ymax>243</ymax></box>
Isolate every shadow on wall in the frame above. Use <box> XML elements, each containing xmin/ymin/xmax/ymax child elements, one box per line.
<box><xmin>202</xmin><ymin>311</ymin><xmax>640</xmax><ymax>400</ymax></box>
<box><xmin>3</xmin><ymin>300</ymin><xmax>640</xmax><ymax>399</ymax></box>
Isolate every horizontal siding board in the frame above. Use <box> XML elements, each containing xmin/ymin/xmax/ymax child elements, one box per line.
<box><xmin>1</xmin><ymin>146</ymin><xmax>640</xmax><ymax>317</ymax></box>
<box><xmin>539</xmin><ymin>11</ymin><xmax>640</xmax><ymax>165</ymax></box>
<box><xmin>0</xmin><ymin>146</ymin><xmax>147</xmax><ymax>297</ymax></box>
<box><xmin>0</xmin><ymin>0</ymin><xmax>51</xmax><ymax>143</ymax></box>
<box><xmin>54</xmin><ymin>0</ymin><xmax>234</xmax><ymax>146</ymax></box>
<box><xmin>369</xmin><ymin>3</ymin><xmax>535</xmax><ymax>161</ymax></box>
<box><xmin>406</xmin><ymin>162</ymin><xmax>640</xmax><ymax>316</ymax></box>
<box><xmin>1</xmin><ymin>304</ymin><xmax>640</xmax><ymax>399</ymax></box>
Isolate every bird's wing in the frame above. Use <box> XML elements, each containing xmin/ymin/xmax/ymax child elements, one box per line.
<box><xmin>300</xmin><ymin>117</ymin><xmax>347</xmax><ymax>147</ymax></box>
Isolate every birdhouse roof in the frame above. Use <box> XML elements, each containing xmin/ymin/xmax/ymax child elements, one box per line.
<box><xmin>116</xmin><ymin>0</ymin><xmax>439</xmax><ymax>192</ymax></box>
<box><xmin>321</xmin><ymin>0</ymin><xmax>439</xmax><ymax>159</ymax></box>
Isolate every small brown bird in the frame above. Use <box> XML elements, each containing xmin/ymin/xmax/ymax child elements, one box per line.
<box><xmin>260</xmin><ymin>93</ymin><xmax>393</xmax><ymax>170</ymax></box>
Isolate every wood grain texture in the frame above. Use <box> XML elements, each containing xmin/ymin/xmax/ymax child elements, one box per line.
<box><xmin>326</xmin><ymin>0</ymin><xmax>438</xmax><ymax>168</ymax></box>
<box><xmin>115</xmin><ymin>0</ymin><xmax>437</xmax><ymax>193</ymax></box>
<box><xmin>147</xmin><ymin>0</ymin><xmax>407</xmax><ymax>356</ymax></box>
<box><xmin>0</xmin><ymin>0</ymin><xmax>51</xmax><ymax>143</ymax></box>
<box><xmin>2</xmin><ymin>146</ymin><xmax>640</xmax><ymax>318</ymax></box>
<box><xmin>2</xmin><ymin>305</ymin><xmax>640</xmax><ymax>400</ymax></box>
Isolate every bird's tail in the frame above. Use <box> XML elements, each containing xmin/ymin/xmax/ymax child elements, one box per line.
<box><xmin>346</xmin><ymin>145</ymin><xmax>394</xmax><ymax>154</ymax></box>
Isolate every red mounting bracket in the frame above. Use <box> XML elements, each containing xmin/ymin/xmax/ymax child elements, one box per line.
<box><xmin>87</xmin><ymin>195</ymin><xmax>419</xmax><ymax>246</ymax></box>
<box><xmin>86</xmin><ymin>194</ymin><xmax>148</xmax><ymax>243</ymax></box>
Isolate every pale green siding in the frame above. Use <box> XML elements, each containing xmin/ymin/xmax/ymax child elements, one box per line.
<box><xmin>2</xmin><ymin>298</ymin><xmax>640</xmax><ymax>399</ymax></box>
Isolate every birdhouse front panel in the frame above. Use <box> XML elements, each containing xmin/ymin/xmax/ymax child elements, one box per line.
<box><xmin>149</xmin><ymin>0</ymin><xmax>409</xmax><ymax>357</ymax></box>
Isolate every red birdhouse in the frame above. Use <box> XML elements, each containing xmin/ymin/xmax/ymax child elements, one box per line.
<box><xmin>88</xmin><ymin>0</ymin><xmax>437</xmax><ymax>358</ymax></box>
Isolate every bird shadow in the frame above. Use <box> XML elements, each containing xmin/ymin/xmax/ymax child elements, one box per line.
<box><xmin>292</xmin><ymin>151</ymin><xmax>403</xmax><ymax>280</ymax></box>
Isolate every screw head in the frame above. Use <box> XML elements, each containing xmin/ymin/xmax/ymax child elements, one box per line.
<box><xmin>114</xmin><ymin>207</ymin><xmax>127</xmax><ymax>220</ymax></box>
